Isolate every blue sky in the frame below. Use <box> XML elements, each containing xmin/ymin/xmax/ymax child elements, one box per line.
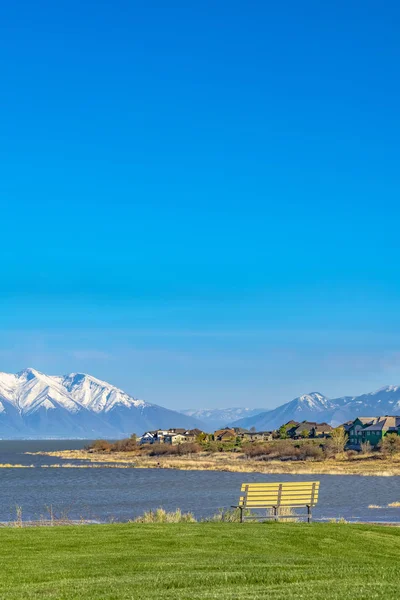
<box><xmin>1</xmin><ymin>1</ymin><xmax>400</xmax><ymax>409</ymax></box>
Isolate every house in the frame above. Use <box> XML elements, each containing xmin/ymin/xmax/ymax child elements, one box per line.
<box><xmin>347</xmin><ymin>416</ymin><xmax>400</xmax><ymax>447</ymax></box>
<box><xmin>287</xmin><ymin>421</ymin><xmax>333</xmax><ymax>439</ymax></box>
<box><xmin>214</xmin><ymin>428</ymin><xmax>236</xmax><ymax>442</ymax></box>
<box><xmin>240</xmin><ymin>431</ymin><xmax>273</xmax><ymax>443</ymax></box>
<box><xmin>185</xmin><ymin>428</ymin><xmax>204</xmax><ymax>438</ymax></box>
<box><xmin>139</xmin><ymin>428</ymin><xmax>185</xmax><ymax>445</ymax></box>
<box><xmin>311</xmin><ymin>422</ymin><xmax>333</xmax><ymax>438</ymax></box>
<box><xmin>157</xmin><ymin>428</ymin><xmax>206</xmax><ymax>445</ymax></box>
<box><xmin>164</xmin><ymin>433</ymin><xmax>189</xmax><ymax>445</ymax></box>
<box><xmin>341</xmin><ymin>420</ymin><xmax>354</xmax><ymax>434</ymax></box>
<box><xmin>283</xmin><ymin>421</ymin><xmax>300</xmax><ymax>437</ymax></box>
<box><xmin>138</xmin><ymin>431</ymin><xmax>157</xmax><ymax>445</ymax></box>
<box><xmin>284</xmin><ymin>420</ymin><xmax>299</xmax><ymax>428</ymax></box>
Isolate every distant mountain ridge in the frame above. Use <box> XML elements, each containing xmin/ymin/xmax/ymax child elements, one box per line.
<box><xmin>2</xmin><ymin>369</ymin><xmax>400</xmax><ymax>439</ymax></box>
<box><xmin>0</xmin><ymin>368</ymin><xmax>205</xmax><ymax>439</ymax></box>
<box><xmin>230</xmin><ymin>387</ymin><xmax>400</xmax><ymax>431</ymax></box>
<box><xmin>181</xmin><ymin>407</ymin><xmax>266</xmax><ymax>430</ymax></box>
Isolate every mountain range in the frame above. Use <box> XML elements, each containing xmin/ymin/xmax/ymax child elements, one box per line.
<box><xmin>181</xmin><ymin>407</ymin><xmax>266</xmax><ymax>430</ymax></box>
<box><xmin>1</xmin><ymin>368</ymin><xmax>400</xmax><ymax>439</ymax></box>
<box><xmin>230</xmin><ymin>388</ymin><xmax>400</xmax><ymax>431</ymax></box>
<box><xmin>0</xmin><ymin>368</ymin><xmax>204</xmax><ymax>439</ymax></box>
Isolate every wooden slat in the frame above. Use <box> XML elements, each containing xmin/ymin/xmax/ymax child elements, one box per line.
<box><xmin>245</xmin><ymin>493</ymin><xmax>319</xmax><ymax>499</ymax></box>
<box><xmin>244</xmin><ymin>490</ymin><xmax>319</xmax><ymax>493</ymax></box>
<box><xmin>279</xmin><ymin>500</ymin><xmax>318</xmax><ymax>506</ymax></box>
<box><xmin>242</xmin><ymin>492</ymin><xmax>318</xmax><ymax>499</ymax></box>
<box><xmin>238</xmin><ymin>481</ymin><xmax>320</xmax><ymax>509</ymax></box>
<box><xmin>244</xmin><ymin>489</ymin><xmax>319</xmax><ymax>494</ymax></box>
<box><xmin>240</xmin><ymin>486</ymin><xmax>312</xmax><ymax>489</ymax></box>
<box><xmin>241</xmin><ymin>486</ymin><xmax>319</xmax><ymax>492</ymax></box>
<box><xmin>244</xmin><ymin>499</ymin><xmax>318</xmax><ymax>505</ymax></box>
<box><xmin>246</xmin><ymin>500</ymin><xmax>318</xmax><ymax>505</ymax></box>
<box><xmin>241</xmin><ymin>486</ymin><xmax>316</xmax><ymax>491</ymax></box>
<box><xmin>244</xmin><ymin>500</ymin><xmax>316</xmax><ymax>505</ymax></box>
<box><xmin>241</xmin><ymin>496</ymin><xmax>318</xmax><ymax>500</ymax></box>
<box><xmin>239</xmin><ymin>499</ymin><xmax>318</xmax><ymax>506</ymax></box>
<box><xmin>241</xmin><ymin>482</ymin><xmax>319</xmax><ymax>486</ymax></box>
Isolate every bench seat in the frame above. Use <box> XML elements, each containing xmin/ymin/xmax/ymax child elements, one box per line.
<box><xmin>232</xmin><ymin>481</ymin><xmax>320</xmax><ymax>522</ymax></box>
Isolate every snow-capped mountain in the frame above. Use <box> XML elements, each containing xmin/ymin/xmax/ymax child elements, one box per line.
<box><xmin>2</xmin><ymin>369</ymin><xmax>400</xmax><ymax>438</ymax></box>
<box><xmin>231</xmin><ymin>388</ymin><xmax>400</xmax><ymax>431</ymax></box>
<box><xmin>0</xmin><ymin>368</ymin><xmax>205</xmax><ymax>439</ymax></box>
<box><xmin>182</xmin><ymin>407</ymin><xmax>267</xmax><ymax>430</ymax></box>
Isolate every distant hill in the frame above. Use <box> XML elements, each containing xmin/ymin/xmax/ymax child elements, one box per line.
<box><xmin>181</xmin><ymin>407</ymin><xmax>266</xmax><ymax>430</ymax></box>
<box><xmin>0</xmin><ymin>368</ymin><xmax>205</xmax><ymax>438</ymax></box>
<box><xmin>230</xmin><ymin>387</ymin><xmax>400</xmax><ymax>431</ymax></box>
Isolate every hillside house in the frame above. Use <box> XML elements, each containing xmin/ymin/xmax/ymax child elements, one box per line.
<box><xmin>214</xmin><ymin>428</ymin><xmax>236</xmax><ymax>442</ymax></box>
<box><xmin>138</xmin><ymin>431</ymin><xmax>157</xmax><ymax>444</ymax></box>
<box><xmin>164</xmin><ymin>429</ymin><xmax>204</xmax><ymax>444</ymax></box>
<box><xmin>139</xmin><ymin>428</ymin><xmax>205</xmax><ymax>445</ymax></box>
<box><xmin>287</xmin><ymin>421</ymin><xmax>333</xmax><ymax>439</ymax></box>
<box><xmin>138</xmin><ymin>428</ymin><xmax>183</xmax><ymax>445</ymax></box>
<box><xmin>240</xmin><ymin>431</ymin><xmax>273</xmax><ymax>443</ymax></box>
<box><xmin>312</xmin><ymin>422</ymin><xmax>334</xmax><ymax>438</ymax></box>
<box><xmin>163</xmin><ymin>433</ymin><xmax>188</xmax><ymax>445</ymax></box>
<box><xmin>347</xmin><ymin>416</ymin><xmax>400</xmax><ymax>447</ymax></box>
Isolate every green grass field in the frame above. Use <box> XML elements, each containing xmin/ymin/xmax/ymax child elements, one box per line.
<box><xmin>0</xmin><ymin>523</ymin><xmax>399</xmax><ymax>599</ymax></box>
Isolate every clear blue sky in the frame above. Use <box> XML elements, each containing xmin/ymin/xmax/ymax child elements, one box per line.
<box><xmin>1</xmin><ymin>1</ymin><xmax>400</xmax><ymax>409</ymax></box>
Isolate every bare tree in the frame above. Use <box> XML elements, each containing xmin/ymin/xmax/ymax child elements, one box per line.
<box><xmin>330</xmin><ymin>427</ymin><xmax>348</xmax><ymax>454</ymax></box>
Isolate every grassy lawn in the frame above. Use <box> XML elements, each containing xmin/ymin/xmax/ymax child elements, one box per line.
<box><xmin>0</xmin><ymin>523</ymin><xmax>399</xmax><ymax>599</ymax></box>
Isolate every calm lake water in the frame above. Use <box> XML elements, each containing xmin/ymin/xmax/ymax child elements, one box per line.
<box><xmin>1</xmin><ymin>440</ymin><xmax>400</xmax><ymax>523</ymax></box>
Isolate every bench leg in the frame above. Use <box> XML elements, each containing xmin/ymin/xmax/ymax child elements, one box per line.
<box><xmin>274</xmin><ymin>506</ymin><xmax>278</xmax><ymax>522</ymax></box>
<box><xmin>240</xmin><ymin>507</ymin><xmax>243</xmax><ymax>523</ymax></box>
<box><xmin>307</xmin><ymin>505</ymin><xmax>311</xmax><ymax>523</ymax></box>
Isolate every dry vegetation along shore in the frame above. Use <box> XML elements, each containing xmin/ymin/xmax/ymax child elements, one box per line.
<box><xmin>27</xmin><ymin>448</ymin><xmax>400</xmax><ymax>476</ymax></box>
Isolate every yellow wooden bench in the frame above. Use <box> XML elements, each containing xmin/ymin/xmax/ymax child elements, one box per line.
<box><xmin>232</xmin><ymin>481</ymin><xmax>320</xmax><ymax>522</ymax></box>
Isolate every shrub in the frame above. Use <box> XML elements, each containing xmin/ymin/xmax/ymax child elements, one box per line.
<box><xmin>111</xmin><ymin>437</ymin><xmax>139</xmax><ymax>453</ymax></box>
<box><xmin>87</xmin><ymin>435</ymin><xmax>139</xmax><ymax>453</ymax></box>
<box><xmin>134</xmin><ymin>508</ymin><xmax>196</xmax><ymax>523</ymax></box>
<box><xmin>148</xmin><ymin>443</ymin><xmax>178</xmax><ymax>456</ymax></box>
<box><xmin>204</xmin><ymin>441</ymin><xmax>228</xmax><ymax>453</ymax></box>
<box><xmin>148</xmin><ymin>443</ymin><xmax>201</xmax><ymax>456</ymax></box>
<box><xmin>360</xmin><ymin>441</ymin><xmax>372</xmax><ymax>455</ymax></box>
<box><xmin>206</xmin><ymin>508</ymin><xmax>246</xmax><ymax>522</ymax></box>
<box><xmin>176</xmin><ymin>443</ymin><xmax>201</xmax><ymax>456</ymax></box>
<box><xmin>273</xmin><ymin>440</ymin><xmax>299</xmax><ymax>459</ymax></box>
<box><xmin>242</xmin><ymin>443</ymin><xmax>273</xmax><ymax>458</ymax></box>
<box><xmin>345</xmin><ymin>450</ymin><xmax>358</xmax><ymax>460</ymax></box>
<box><xmin>323</xmin><ymin>439</ymin><xmax>337</xmax><ymax>459</ymax></box>
<box><xmin>88</xmin><ymin>440</ymin><xmax>112</xmax><ymax>453</ymax></box>
<box><xmin>298</xmin><ymin>441</ymin><xmax>323</xmax><ymax>460</ymax></box>
<box><xmin>277</xmin><ymin>424</ymin><xmax>288</xmax><ymax>439</ymax></box>
<box><xmin>379</xmin><ymin>434</ymin><xmax>400</xmax><ymax>458</ymax></box>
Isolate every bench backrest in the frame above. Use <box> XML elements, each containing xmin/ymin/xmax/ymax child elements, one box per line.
<box><xmin>239</xmin><ymin>481</ymin><xmax>320</xmax><ymax>508</ymax></box>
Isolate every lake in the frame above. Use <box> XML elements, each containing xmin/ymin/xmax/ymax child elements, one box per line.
<box><xmin>1</xmin><ymin>441</ymin><xmax>399</xmax><ymax>523</ymax></box>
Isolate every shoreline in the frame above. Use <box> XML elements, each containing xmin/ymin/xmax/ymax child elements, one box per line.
<box><xmin>25</xmin><ymin>449</ymin><xmax>400</xmax><ymax>476</ymax></box>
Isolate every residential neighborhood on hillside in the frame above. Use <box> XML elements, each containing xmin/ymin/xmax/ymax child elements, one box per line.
<box><xmin>344</xmin><ymin>416</ymin><xmax>400</xmax><ymax>447</ymax></box>
<box><xmin>137</xmin><ymin>416</ymin><xmax>400</xmax><ymax>449</ymax></box>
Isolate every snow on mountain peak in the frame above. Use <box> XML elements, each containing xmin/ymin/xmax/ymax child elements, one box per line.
<box><xmin>295</xmin><ymin>392</ymin><xmax>332</xmax><ymax>410</ymax></box>
<box><xmin>0</xmin><ymin>369</ymin><xmax>146</xmax><ymax>416</ymax></box>
<box><xmin>371</xmin><ymin>385</ymin><xmax>400</xmax><ymax>395</ymax></box>
<box><xmin>60</xmin><ymin>371</ymin><xmax>147</xmax><ymax>413</ymax></box>
<box><xmin>299</xmin><ymin>392</ymin><xmax>326</xmax><ymax>402</ymax></box>
<box><xmin>0</xmin><ymin>368</ymin><xmax>204</xmax><ymax>438</ymax></box>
